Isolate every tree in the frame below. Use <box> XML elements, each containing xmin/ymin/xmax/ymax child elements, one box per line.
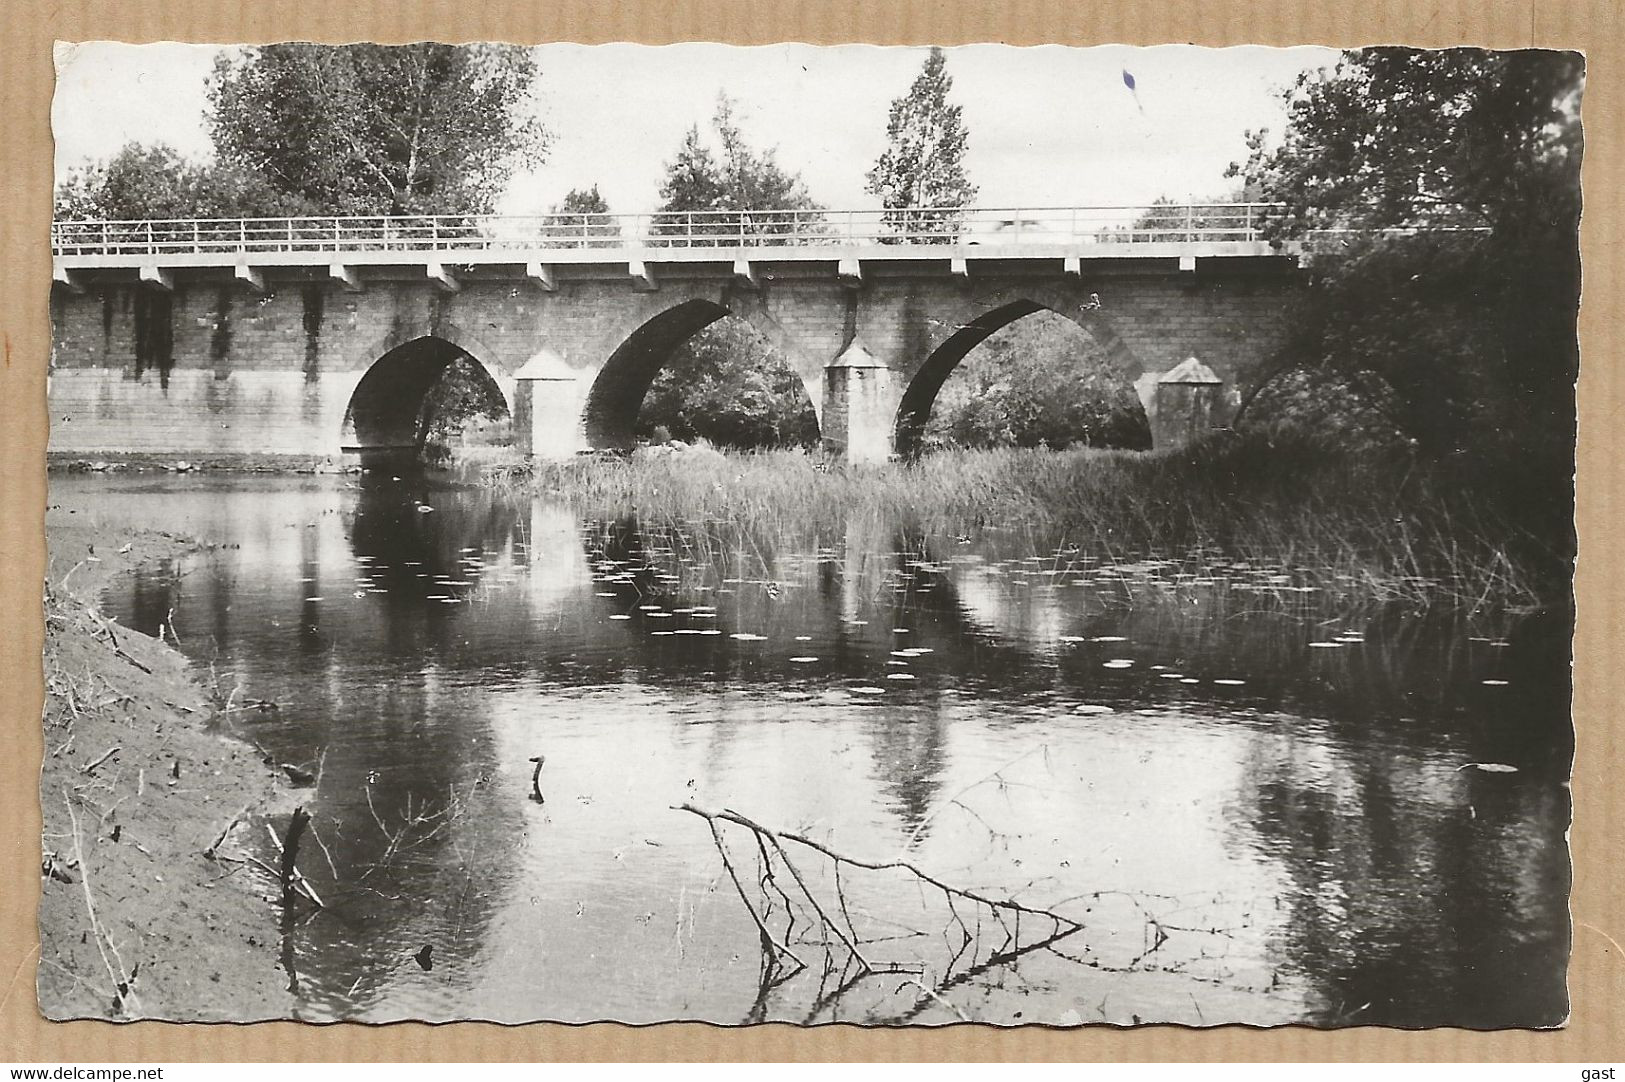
<box><xmin>553</xmin><ymin>186</ymin><xmax>609</xmax><ymax>215</ymax></box>
<box><xmin>1229</xmin><ymin>48</ymin><xmax>1582</xmax><ymax>461</ymax></box>
<box><xmin>654</xmin><ymin>95</ymin><xmax>822</xmax><ymax>241</ymax></box>
<box><xmin>1233</xmin><ymin>49</ymin><xmax>1581</xmax><ymax>239</ymax></box>
<box><xmin>1228</xmin><ymin>47</ymin><xmax>1582</xmax><ymax>569</ymax></box>
<box><xmin>419</xmin><ymin>356</ymin><xmax>511</xmax><ymax>464</ymax></box>
<box><xmin>637</xmin><ymin>98</ymin><xmax>826</xmax><ymax>447</ymax></box>
<box><xmin>544</xmin><ymin>185</ymin><xmax>618</xmax><ymax>246</ymax></box>
<box><xmin>656</xmin><ymin>126</ymin><xmax>728</xmax><ymax>224</ymax></box>
<box><xmin>206</xmin><ymin>42</ymin><xmax>548</xmax><ymax>216</ymax></box>
<box><xmin>866</xmin><ymin>48</ymin><xmax>978</xmax><ymax>243</ymax></box>
<box><xmin>923</xmin><ymin>313</ymin><xmax>1149</xmax><ymax>451</ymax></box>
<box><xmin>636</xmin><ymin>319</ymin><xmax>819</xmax><ymax>449</ymax></box>
<box><xmin>710</xmin><ymin>95</ymin><xmax>821</xmax><ymax>226</ymax></box>
<box><xmin>1129</xmin><ymin>188</ymin><xmax>1267</xmax><ymax>243</ymax></box>
<box><xmin>55</xmin><ymin>142</ymin><xmax>315</xmax><ymax>221</ymax></box>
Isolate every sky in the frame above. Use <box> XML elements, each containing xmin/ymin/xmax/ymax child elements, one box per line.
<box><xmin>52</xmin><ymin>41</ymin><xmax>1339</xmax><ymax>216</ymax></box>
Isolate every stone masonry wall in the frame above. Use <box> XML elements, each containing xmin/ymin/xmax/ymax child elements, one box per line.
<box><xmin>49</xmin><ymin>267</ymin><xmax>1297</xmax><ymax>459</ymax></box>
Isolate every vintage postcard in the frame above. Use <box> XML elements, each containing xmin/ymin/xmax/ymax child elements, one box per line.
<box><xmin>40</xmin><ymin>41</ymin><xmax>1578</xmax><ymax>1027</ymax></box>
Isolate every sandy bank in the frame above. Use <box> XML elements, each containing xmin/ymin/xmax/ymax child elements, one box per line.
<box><xmin>39</xmin><ymin>518</ymin><xmax>296</xmax><ymax>1021</ymax></box>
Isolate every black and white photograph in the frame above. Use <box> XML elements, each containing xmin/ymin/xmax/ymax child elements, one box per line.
<box><xmin>40</xmin><ymin>40</ymin><xmax>1580</xmax><ymax>1028</ymax></box>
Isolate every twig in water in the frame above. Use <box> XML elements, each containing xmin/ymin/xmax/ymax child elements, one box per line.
<box><xmin>528</xmin><ymin>755</ymin><xmax>546</xmax><ymax>803</ymax></box>
<box><xmin>676</xmin><ymin>803</ymin><xmax>1081</xmax><ymax>935</ymax></box>
<box><xmin>244</xmin><ymin>855</ymin><xmax>324</xmax><ymax>909</ymax></box>
<box><xmin>896</xmin><ymin>977</ymin><xmax>971</xmax><ymax>1022</ymax></box>
<box><xmin>264</xmin><ymin>809</ymin><xmax>324</xmax><ymax>909</ymax></box>
<box><xmin>306</xmin><ymin>818</ymin><xmax>340</xmax><ymax>880</ymax></box>
<box><xmin>900</xmin><ymin>744</ymin><xmax>1048</xmax><ymax>854</ymax></box>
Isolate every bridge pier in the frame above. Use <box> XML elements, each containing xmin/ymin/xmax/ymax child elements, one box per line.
<box><xmin>820</xmin><ymin>341</ymin><xmax>898</xmax><ymax>464</ymax></box>
<box><xmin>513</xmin><ymin>349</ymin><xmax>587</xmax><ymax>460</ymax></box>
<box><xmin>1148</xmin><ymin>357</ymin><xmax>1231</xmax><ymax>449</ymax></box>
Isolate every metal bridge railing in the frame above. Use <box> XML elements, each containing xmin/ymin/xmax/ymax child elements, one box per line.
<box><xmin>51</xmin><ymin>203</ymin><xmax>1298</xmax><ymax>258</ymax></box>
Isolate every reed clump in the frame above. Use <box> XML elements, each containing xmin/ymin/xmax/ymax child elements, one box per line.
<box><xmin>488</xmin><ymin>429</ymin><xmax>1566</xmax><ymax>610</ymax></box>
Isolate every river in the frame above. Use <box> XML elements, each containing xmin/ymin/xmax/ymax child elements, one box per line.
<box><xmin>52</xmin><ymin>472</ymin><xmax>1571</xmax><ymax>1028</ymax></box>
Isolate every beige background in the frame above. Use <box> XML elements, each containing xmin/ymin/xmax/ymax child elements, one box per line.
<box><xmin>1</xmin><ymin>0</ymin><xmax>1619</xmax><ymax>1062</ymax></box>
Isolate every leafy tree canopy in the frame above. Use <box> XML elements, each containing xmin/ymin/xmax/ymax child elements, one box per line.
<box><xmin>924</xmin><ymin>313</ymin><xmax>1149</xmax><ymax>451</ymax></box>
<box><xmin>1232</xmin><ymin>47</ymin><xmax>1582</xmax><ymax>236</ymax></box>
<box><xmin>637</xmin><ymin>319</ymin><xmax>819</xmax><ymax>449</ymax></box>
<box><xmin>544</xmin><ymin>185</ymin><xmax>617</xmax><ymax>244</ymax></box>
<box><xmin>866</xmin><ymin>48</ymin><xmax>977</xmax><ymax>240</ymax></box>
<box><xmin>553</xmin><ymin>185</ymin><xmax>609</xmax><ymax>215</ymax></box>
<box><xmin>655</xmin><ymin>94</ymin><xmax>822</xmax><ymax>234</ymax></box>
<box><xmin>1129</xmin><ymin>187</ymin><xmax>1265</xmax><ymax>241</ymax></box>
<box><xmin>1229</xmin><ymin>48</ymin><xmax>1582</xmax><ymax>462</ymax></box>
<box><xmin>58</xmin><ymin>43</ymin><xmax>548</xmax><ymax>221</ymax></box>
<box><xmin>55</xmin><ymin>142</ymin><xmax>316</xmax><ymax>220</ymax></box>
<box><xmin>206</xmin><ymin>42</ymin><xmax>548</xmax><ymax>215</ymax></box>
<box><xmin>640</xmin><ymin>98</ymin><xmax>824</xmax><ymax>446</ymax></box>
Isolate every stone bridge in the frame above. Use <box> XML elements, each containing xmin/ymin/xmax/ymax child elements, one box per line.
<box><xmin>48</xmin><ymin>206</ymin><xmax>1303</xmax><ymax>463</ymax></box>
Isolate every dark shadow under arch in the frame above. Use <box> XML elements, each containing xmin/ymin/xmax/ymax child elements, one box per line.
<box><xmin>344</xmin><ymin>336</ymin><xmax>508</xmax><ymax>459</ymax></box>
<box><xmin>584</xmin><ymin>300</ymin><xmax>734</xmax><ymax>449</ymax></box>
<box><xmin>894</xmin><ymin>300</ymin><xmax>1143</xmax><ymax>457</ymax></box>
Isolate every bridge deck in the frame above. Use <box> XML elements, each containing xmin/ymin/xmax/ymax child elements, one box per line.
<box><xmin>52</xmin><ymin>203</ymin><xmax>1305</xmax><ymax>275</ymax></box>
<box><xmin>53</xmin><ymin>240</ymin><xmax>1299</xmax><ymax>272</ymax></box>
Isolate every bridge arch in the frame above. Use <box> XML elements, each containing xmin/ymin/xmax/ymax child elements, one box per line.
<box><xmin>583</xmin><ymin>297</ymin><xmax>820</xmax><ymax>449</ymax></box>
<box><xmin>344</xmin><ymin>318</ymin><xmax>508</xmax><ymax>381</ymax></box>
<box><xmin>343</xmin><ymin>335</ymin><xmax>510</xmax><ymax>460</ymax></box>
<box><xmin>894</xmin><ymin>296</ymin><xmax>1147</xmax><ymax>457</ymax></box>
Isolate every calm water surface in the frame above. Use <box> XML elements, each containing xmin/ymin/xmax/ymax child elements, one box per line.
<box><xmin>55</xmin><ymin>473</ymin><xmax>1571</xmax><ymax>1027</ymax></box>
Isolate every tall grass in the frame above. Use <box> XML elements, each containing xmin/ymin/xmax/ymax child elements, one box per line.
<box><xmin>487</xmin><ymin>430</ymin><xmax>1566</xmax><ymax>610</ymax></box>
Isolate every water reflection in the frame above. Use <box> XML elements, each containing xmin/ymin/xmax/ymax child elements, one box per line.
<box><xmin>55</xmin><ymin>473</ymin><xmax>1570</xmax><ymax>1026</ymax></box>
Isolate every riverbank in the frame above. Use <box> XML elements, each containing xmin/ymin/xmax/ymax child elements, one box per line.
<box><xmin>39</xmin><ymin>516</ymin><xmax>293</xmax><ymax>1020</ymax></box>
<box><xmin>49</xmin><ymin>451</ymin><xmax>358</xmax><ymax>474</ymax></box>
